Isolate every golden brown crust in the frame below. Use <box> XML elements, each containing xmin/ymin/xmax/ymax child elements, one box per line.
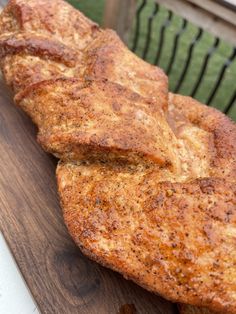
<box><xmin>169</xmin><ymin>93</ymin><xmax>236</xmax><ymax>180</ymax></box>
<box><xmin>0</xmin><ymin>0</ymin><xmax>100</xmax><ymax>93</ymax></box>
<box><xmin>0</xmin><ymin>31</ymin><xmax>83</xmax><ymax>93</ymax></box>
<box><xmin>0</xmin><ymin>33</ymin><xmax>79</xmax><ymax>66</ymax></box>
<box><xmin>0</xmin><ymin>1</ymin><xmax>236</xmax><ymax>313</ymax></box>
<box><xmin>0</xmin><ymin>0</ymin><xmax>100</xmax><ymax>48</ymax></box>
<box><xmin>0</xmin><ymin>0</ymin><xmax>99</xmax><ymax>93</ymax></box>
<box><xmin>57</xmin><ymin>162</ymin><xmax>236</xmax><ymax>314</ymax></box>
<box><xmin>57</xmin><ymin>96</ymin><xmax>236</xmax><ymax>314</ymax></box>
<box><xmin>0</xmin><ymin>1</ymin><xmax>168</xmax><ymax>109</ymax></box>
<box><xmin>0</xmin><ymin>54</ymin><xmax>82</xmax><ymax>93</ymax></box>
<box><xmin>84</xmin><ymin>29</ymin><xmax>168</xmax><ymax>111</ymax></box>
<box><xmin>16</xmin><ymin>78</ymin><xmax>177</xmax><ymax>166</ymax></box>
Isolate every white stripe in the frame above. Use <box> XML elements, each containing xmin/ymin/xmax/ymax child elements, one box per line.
<box><xmin>0</xmin><ymin>232</ymin><xmax>40</xmax><ymax>314</ymax></box>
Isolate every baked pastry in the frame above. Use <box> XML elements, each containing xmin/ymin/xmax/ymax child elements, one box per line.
<box><xmin>57</xmin><ymin>95</ymin><xmax>236</xmax><ymax>314</ymax></box>
<box><xmin>0</xmin><ymin>1</ymin><xmax>235</xmax><ymax>313</ymax></box>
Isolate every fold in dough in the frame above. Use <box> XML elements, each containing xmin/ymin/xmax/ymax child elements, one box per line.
<box><xmin>0</xmin><ymin>1</ymin><xmax>235</xmax><ymax>313</ymax></box>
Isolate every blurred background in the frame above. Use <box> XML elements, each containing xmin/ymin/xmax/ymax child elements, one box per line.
<box><xmin>67</xmin><ymin>0</ymin><xmax>236</xmax><ymax>121</ymax></box>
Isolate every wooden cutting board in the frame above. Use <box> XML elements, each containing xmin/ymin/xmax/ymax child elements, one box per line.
<box><xmin>0</xmin><ymin>78</ymin><xmax>178</xmax><ymax>314</ymax></box>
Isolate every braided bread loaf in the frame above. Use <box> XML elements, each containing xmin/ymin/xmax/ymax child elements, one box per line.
<box><xmin>0</xmin><ymin>1</ymin><xmax>235</xmax><ymax>313</ymax></box>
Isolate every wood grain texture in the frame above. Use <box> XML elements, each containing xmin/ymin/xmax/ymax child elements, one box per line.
<box><xmin>0</xmin><ymin>77</ymin><xmax>178</xmax><ymax>313</ymax></box>
<box><xmin>155</xmin><ymin>0</ymin><xmax>236</xmax><ymax>45</ymax></box>
<box><xmin>103</xmin><ymin>0</ymin><xmax>137</xmax><ymax>43</ymax></box>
